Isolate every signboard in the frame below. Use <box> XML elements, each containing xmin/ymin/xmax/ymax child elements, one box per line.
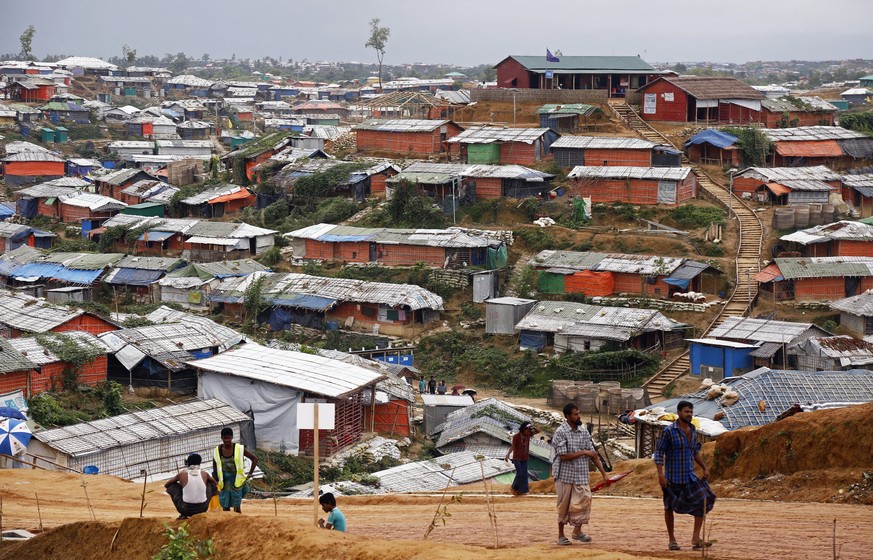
<box><xmin>643</xmin><ymin>93</ymin><xmax>657</xmax><ymax>114</ymax></box>
<box><xmin>545</xmin><ymin>70</ymin><xmax>553</xmax><ymax>79</ymax></box>
<box><xmin>0</xmin><ymin>390</ymin><xmax>27</xmax><ymax>412</ymax></box>
<box><xmin>297</xmin><ymin>402</ymin><xmax>335</xmax><ymax>430</ymax></box>
<box><xmin>657</xmin><ymin>180</ymin><xmax>678</xmax><ymax>204</ymax></box>
<box><xmin>664</xmin><ymin>92</ymin><xmax>674</xmax><ymax>102</ymax></box>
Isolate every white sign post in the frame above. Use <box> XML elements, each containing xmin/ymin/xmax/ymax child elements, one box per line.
<box><xmin>297</xmin><ymin>402</ymin><xmax>335</xmax><ymax>527</ymax></box>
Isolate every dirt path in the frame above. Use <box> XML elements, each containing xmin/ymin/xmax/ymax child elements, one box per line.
<box><xmin>1</xmin><ymin>470</ymin><xmax>870</xmax><ymax>559</ymax></box>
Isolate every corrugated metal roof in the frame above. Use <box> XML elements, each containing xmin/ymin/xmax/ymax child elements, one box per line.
<box><xmin>708</xmin><ymin>317</ymin><xmax>818</xmax><ymax>343</ymax></box>
<box><xmin>552</xmin><ymin>136</ymin><xmax>656</xmax><ymax>150</ymax></box>
<box><xmin>782</xmin><ymin>221</ymin><xmax>873</xmax><ymax>245</ymax></box>
<box><xmin>33</xmin><ymin>399</ymin><xmax>249</xmax><ymax>458</ymax></box>
<box><xmin>0</xmin><ymin>289</ymin><xmax>85</xmax><ymax>333</ymax></box>
<box><xmin>761</xmin><ymin>96</ymin><xmax>838</xmax><ymax>113</ymax></box>
<box><xmin>762</xmin><ymin>126</ymin><xmax>865</xmax><ymax>142</ymax></box>
<box><xmin>532</xmin><ymin>249</ymin><xmax>688</xmax><ymax>276</ymax></box>
<box><xmin>830</xmin><ymin>292</ymin><xmax>873</xmax><ymax>316</ymax></box>
<box><xmin>508</xmin><ymin>55</ymin><xmax>655</xmax><ymax>73</ymax></box>
<box><xmin>8</xmin><ymin>331</ymin><xmax>102</xmax><ymax>366</ymax></box>
<box><xmin>568</xmin><ymin>166</ymin><xmax>691</xmax><ymax>181</ymax></box>
<box><xmin>181</xmin><ymin>184</ymin><xmax>244</xmax><ymax>205</ymax></box>
<box><xmin>100</xmin><ymin>321</ymin><xmax>240</xmax><ymax>371</ymax></box>
<box><xmin>210</xmin><ymin>271</ymin><xmax>443</xmax><ymax>311</ymax></box>
<box><xmin>103</xmin><ymin>268</ymin><xmax>166</xmax><ymax>287</ymax></box>
<box><xmin>434</xmin><ymin>398</ymin><xmax>529</xmax><ymax>447</ymax></box>
<box><xmin>793</xmin><ymin>336</ymin><xmax>873</xmax><ymax>363</ymax></box>
<box><xmin>187</xmin><ymin>343</ymin><xmax>385</xmax><ymax>398</ymax></box>
<box><xmin>777</xmin><ymin>179</ymin><xmax>836</xmax><ymax>192</ymax></box>
<box><xmin>3</xmin><ymin>151</ymin><xmax>64</xmax><ymax>163</ymax></box>
<box><xmin>0</xmin><ymin>246</ymin><xmax>41</xmax><ymax>276</ymax></box>
<box><xmin>16</xmin><ymin>184</ymin><xmax>80</xmax><ymax>198</ymax></box>
<box><xmin>421</xmin><ymin>394</ymin><xmax>474</xmax><ymax>406</ymax></box>
<box><xmin>41</xmin><ymin>252</ymin><xmax>125</xmax><ymax>270</ymax></box>
<box><xmin>0</xmin><ymin>222</ymin><xmax>32</xmax><ymax>239</ymax></box>
<box><xmin>537</xmin><ymin>103</ymin><xmax>602</xmax><ymax>116</ymax></box>
<box><xmin>287</xmin><ymin>223</ymin><xmax>501</xmax><ymax>248</ymax></box>
<box><xmin>355</xmin><ymin>119</ymin><xmax>450</xmax><ymax>132</ymax></box>
<box><xmin>0</xmin><ymin>336</ymin><xmax>35</xmax><ymax>373</ymax></box>
<box><xmin>646</xmin><ymin>368</ymin><xmax>873</xmax><ymax>431</ymax></box>
<box><xmin>59</xmin><ymin>193</ymin><xmax>127</xmax><ymax>212</ymax></box>
<box><xmin>774</xmin><ymin>256</ymin><xmax>873</xmax><ymax>279</ymax></box>
<box><xmin>516</xmin><ymin>300</ymin><xmax>680</xmax><ymax>339</ymax></box>
<box><xmin>649</xmin><ymin>76</ymin><xmax>764</xmax><ymax>101</ymax></box>
<box><xmin>738</xmin><ymin>165</ymin><xmax>841</xmax><ymax>182</ymax></box>
<box><xmin>434</xmin><ymin>89</ymin><xmax>471</xmax><ymax>105</ymax></box>
<box><xmin>446</xmin><ymin>126</ymin><xmax>552</xmax><ymax>144</ymax></box>
<box><xmin>110</xmin><ymin>256</ymin><xmax>184</xmax><ymax>272</ymax></box>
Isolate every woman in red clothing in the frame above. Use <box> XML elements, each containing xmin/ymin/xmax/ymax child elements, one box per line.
<box><xmin>504</xmin><ymin>421</ymin><xmax>539</xmax><ymax>495</ymax></box>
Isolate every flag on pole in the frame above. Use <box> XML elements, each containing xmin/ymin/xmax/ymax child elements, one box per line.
<box><xmin>546</xmin><ymin>49</ymin><xmax>560</xmax><ymax>62</ymax></box>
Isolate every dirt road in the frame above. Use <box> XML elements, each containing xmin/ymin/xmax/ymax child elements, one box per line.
<box><xmin>1</xmin><ymin>470</ymin><xmax>870</xmax><ymax>559</ymax></box>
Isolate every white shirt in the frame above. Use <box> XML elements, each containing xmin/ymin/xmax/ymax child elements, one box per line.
<box><xmin>182</xmin><ymin>468</ymin><xmax>208</xmax><ymax>504</ymax></box>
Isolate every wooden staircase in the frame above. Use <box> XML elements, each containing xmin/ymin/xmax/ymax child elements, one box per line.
<box><xmin>608</xmin><ymin>100</ymin><xmax>764</xmax><ymax>397</ymax></box>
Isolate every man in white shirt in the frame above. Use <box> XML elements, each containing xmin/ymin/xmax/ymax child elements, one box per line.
<box><xmin>164</xmin><ymin>453</ymin><xmax>218</xmax><ymax>519</ymax></box>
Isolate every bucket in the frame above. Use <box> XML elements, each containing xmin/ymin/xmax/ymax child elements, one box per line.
<box><xmin>83</xmin><ymin>465</ymin><xmax>99</xmax><ymax>475</ymax></box>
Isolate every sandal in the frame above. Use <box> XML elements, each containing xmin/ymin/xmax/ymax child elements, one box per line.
<box><xmin>692</xmin><ymin>541</ymin><xmax>713</xmax><ymax>550</ymax></box>
<box><xmin>572</xmin><ymin>533</ymin><xmax>592</xmax><ymax>543</ymax></box>
<box><xmin>556</xmin><ymin>536</ymin><xmax>571</xmax><ymax>546</ymax></box>
<box><xmin>668</xmin><ymin>541</ymin><xmax>680</xmax><ymax>551</ymax></box>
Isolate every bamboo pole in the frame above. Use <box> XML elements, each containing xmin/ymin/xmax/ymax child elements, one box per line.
<box><xmin>312</xmin><ymin>403</ymin><xmax>320</xmax><ymax>528</ymax></box>
<box><xmin>35</xmin><ymin>493</ymin><xmax>44</xmax><ymax>532</ymax></box>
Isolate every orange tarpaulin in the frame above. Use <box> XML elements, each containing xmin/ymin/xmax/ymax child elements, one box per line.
<box><xmin>765</xmin><ymin>182</ymin><xmax>791</xmax><ymax>196</ymax></box>
<box><xmin>208</xmin><ymin>188</ymin><xmax>254</xmax><ymax>204</ymax></box>
<box><xmin>565</xmin><ymin>270</ymin><xmax>615</xmax><ymax>296</ymax></box>
<box><xmin>775</xmin><ymin>140</ymin><xmax>843</xmax><ymax>158</ymax></box>
<box><xmin>364</xmin><ymin>400</ymin><xmax>411</xmax><ymax>437</ymax></box>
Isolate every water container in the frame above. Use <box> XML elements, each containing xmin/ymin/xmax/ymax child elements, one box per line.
<box><xmin>794</xmin><ymin>205</ymin><xmax>810</xmax><ymax>228</ymax></box>
<box><xmin>774</xmin><ymin>207</ymin><xmax>795</xmax><ymax>230</ymax></box>
<box><xmin>822</xmin><ymin>204</ymin><xmax>835</xmax><ymax>224</ymax></box>
<box><xmin>808</xmin><ymin>203</ymin><xmax>823</xmax><ymax>226</ymax></box>
<box><xmin>83</xmin><ymin>466</ymin><xmax>99</xmax><ymax>475</ymax></box>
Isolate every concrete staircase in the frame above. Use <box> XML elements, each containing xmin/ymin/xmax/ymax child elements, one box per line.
<box><xmin>608</xmin><ymin>99</ymin><xmax>764</xmax><ymax>397</ymax></box>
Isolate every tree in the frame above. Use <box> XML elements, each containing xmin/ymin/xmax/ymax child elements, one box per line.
<box><xmin>122</xmin><ymin>44</ymin><xmax>136</xmax><ymax>65</ymax></box>
<box><xmin>19</xmin><ymin>25</ymin><xmax>36</xmax><ymax>60</ymax></box>
<box><xmin>365</xmin><ymin>18</ymin><xmax>390</xmax><ymax>89</ymax></box>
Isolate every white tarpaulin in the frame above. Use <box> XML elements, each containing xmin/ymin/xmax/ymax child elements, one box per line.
<box><xmin>657</xmin><ymin>180</ymin><xmax>677</xmax><ymax>204</ymax></box>
<box><xmin>198</xmin><ymin>371</ymin><xmax>303</xmax><ymax>454</ymax></box>
<box><xmin>643</xmin><ymin>94</ymin><xmax>657</xmax><ymax>114</ymax></box>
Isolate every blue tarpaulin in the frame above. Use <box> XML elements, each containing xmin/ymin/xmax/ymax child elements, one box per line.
<box><xmin>684</xmin><ymin>130</ymin><xmax>738</xmax><ymax>149</ymax></box>
<box><xmin>0</xmin><ymin>204</ymin><xmax>14</xmax><ymax>219</ymax></box>
<box><xmin>106</xmin><ymin>268</ymin><xmax>164</xmax><ymax>286</ymax></box>
<box><xmin>270</xmin><ymin>294</ymin><xmax>337</xmax><ymax>311</ymax></box>
<box><xmin>52</xmin><ymin>268</ymin><xmax>104</xmax><ymax>284</ymax></box>
<box><xmin>10</xmin><ymin>262</ymin><xmax>65</xmax><ymax>279</ymax></box>
<box><xmin>137</xmin><ymin>231</ymin><xmax>175</xmax><ymax>242</ymax></box>
<box><xmin>519</xmin><ymin>331</ymin><xmax>548</xmax><ymax>351</ymax></box>
<box><xmin>16</xmin><ymin>198</ymin><xmax>38</xmax><ymax>219</ymax></box>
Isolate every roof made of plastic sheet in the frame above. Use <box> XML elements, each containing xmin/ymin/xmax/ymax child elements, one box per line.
<box><xmin>777</xmin><ymin>179</ymin><xmax>837</xmax><ymax>192</ymax></box>
<box><xmin>0</xmin><ymin>336</ymin><xmax>35</xmax><ymax>374</ymax></box>
<box><xmin>775</xmin><ymin>140</ymin><xmax>844</xmax><ymax>158</ymax></box>
<box><xmin>515</xmin><ymin>300</ymin><xmax>681</xmax><ymax>339</ymax></box>
<box><xmin>210</xmin><ymin>271</ymin><xmax>443</xmax><ymax>311</ymax></box>
<box><xmin>738</xmin><ymin>165</ymin><xmax>841</xmax><ymax>182</ymax></box>
<box><xmin>774</xmin><ymin>256</ymin><xmax>873</xmax><ymax>279</ymax></box>
<box><xmin>59</xmin><ymin>193</ymin><xmax>127</xmax><ymax>212</ymax></box>
<box><xmin>15</xmin><ymin>184</ymin><xmax>80</xmax><ymax>198</ymax></box>
<box><xmin>792</xmin><ymin>336</ymin><xmax>873</xmax><ymax>364</ymax></box>
<box><xmin>40</xmin><ymin>252</ymin><xmax>125</xmax><ymax>270</ymax></box>
<box><xmin>8</xmin><ymin>331</ymin><xmax>103</xmax><ymax>366</ymax></box>
<box><xmin>110</xmin><ymin>256</ymin><xmax>184</xmax><ymax>271</ymax></box>
<box><xmin>684</xmin><ymin>129</ymin><xmax>739</xmax><ymax>149</ymax></box>
<box><xmin>434</xmin><ymin>89</ymin><xmax>472</xmax><ymax>105</ymax></box>
<box><xmin>163</xmin><ymin>259</ymin><xmax>267</xmax><ymax>281</ymax></box>
<box><xmin>287</xmin><ymin>223</ymin><xmax>501</xmax><ymax>248</ymax></box>
<box><xmin>180</xmin><ymin>184</ymin><xmax>245</xmax><ymax>205</ymax></box>
<box><xmin>754</xmin><ymin>262</ymin><xmax>784</xmax><ymax>283</ymax></box>
<box><xmin>166</xmin><ymin>75</ymin><xmax>214</xmax><ymax>88</ymax></box>
<box><xmin>446</xmin><ymin>126</ymin><xmax>553</xmax><ymax>144</ymax></box>
<box><xmin>0</xmin><ymin>245</ymin><xmax>41</xmax><ymax>275</ymax></box>
<box><xmin>0</xmin><ymin>222</ymin><xmax>32</xmax><ymax>239</ymax></box>
<box><xmin>2</xmin><ymin>141</ymin><xmax>53</xmax><ymax>155</ymax></box>
<box><xmin>33</xmin><ymin>399</ymin><xmax>250</xmax><ymax>458</ymax></box>
<box><xmin>762</xmin><ymin>126</ymin><xmax>866</xmax><ymax>142</ymax></box>
<box><xmin>186</xmin><ymin>343</ymin><xmax>385</xmax><ymax>398</ymax></box>
<box><xmin>568</xmin><ymin>166</ymin><xmax>691</xmax><ymax>181</ymax></box>
<box><xmin>647</xmin><ymin>368</ymin><xmax>873</xmax><ymax>431</ymax></box>
<box><xmin>838</xmin><ymin>138</ymin><xmax>873</xmax><ymax>160</ymax></box>
<box><xmin>830</xmin><ymin>292</ymin><xmax>873</xmax><ymax>316</ymax></box>
<box><xmin>103</xmin><ymin>268</ymin><xmax>166</xmax><ymax>287</ymax></box>
<box><xmin>55</xmin><ymin>56</ymin><xmax>117</xmax><ymax>70</ymax></box>
<box><xmin>3</xmin><ymin>151</ymin><xmax>65</xmax><ymax>163</ymax></box>
<box><xmin>354</xmin><ymin>119</ymin><xmax>451</xmax><ymax>132</ymax></box>
<box><xmin>0</xmin><ymin>289</ymin><xmax>85</xmax><ymax>333</ymax></box>
<box><xmin>537</xmin><ymin>103</ymin><xmax>602</xmax><ymax>116</ymax></box>
<box><xmin>552</xmin><ymin>136</ymin><xmax>656</xmax><ymax>150</ymax></box>
<box><xmin>708</xmin><ymin>316</ymin><xmax>818</xmax><ymax>343</ymax></box>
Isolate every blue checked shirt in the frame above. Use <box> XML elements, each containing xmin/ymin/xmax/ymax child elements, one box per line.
<box><xmin>653</xmin><ymin>421</ymin><xmax>701</xmax><ymax>485</ymax></box>
<box><xmin>551</xmin><ymin>421</ymin><xmax>595</xmax><ymax>485</ymax></box>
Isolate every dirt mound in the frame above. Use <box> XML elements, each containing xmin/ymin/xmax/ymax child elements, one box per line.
<box><xmin>0</xmin><ymin>515</ymin><xmax>665</xmax><ymax>560</ymax></box>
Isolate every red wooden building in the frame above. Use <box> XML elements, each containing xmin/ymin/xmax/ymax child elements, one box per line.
<box><xmin>6</xmin><ymin>79</ymin><xmax>56</xmax><ymax>102</ymax></box>
<box><xmin>568</xmin><ymin>166</ymin><xmax>695</xmax><ymax>206</ymax></box>
<box><xmin>551</xmin><ymin>136</ymin><xmax>681</xmax><ymax>168</ymax></box>
<box><xmin>494</xmin><ymin>55</ymin><xmax>663</xmax><ymax>96</ymax></box>
<box><xmin>761</xmin><ymin>126</ymin><xmax>873</xmax><ymax>168</ymax></box>
<box><xmin>58</xmin><ymin>193</ymin><xmax>127</xmax><ymax>224</ymax></box>
<box><xmin>0</xmin><ymin>290</ymin><xmax>118</xmax><ymax>338</ymax></box>
<box><xmin>354</xmin><ymin>119</ymin><xmax>462</xmax><ymax>156</ymax></box>
<box><xmin>446</xmin><ymin>126</ymin><xmax>559</xmax><ymax>165</ymax></box>
<box><xmin>756</xmin><ymin>257</ymin><xmax>873</xmax><ymax>302</ymax></box>
<box><xmin>760</xmin><ymin>97</ymin><xmax>837</xmax><ymax>128</ymax></box>
<box><xmin>731</xmin><ymin>166</ymin><xmax>841</xmax><ymax>205</ymax></box>
<box><xmin>637</xmin><ymin>76</ymin><xmax>764</xmax><ymax>124</ymax></box>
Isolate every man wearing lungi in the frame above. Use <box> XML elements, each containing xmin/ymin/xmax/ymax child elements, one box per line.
<box><xmin>654</xmin><ymin>400</ymin><xmax>716</xmax><ymax>551</ymax></box>
<box><xmin>551</xmin><ymin>402</ymin><xmax>608</xmax><ymax>546</ymax></box>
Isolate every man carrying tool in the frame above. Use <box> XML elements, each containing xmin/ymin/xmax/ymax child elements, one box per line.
<box><xmin>654</xmin><ymin>400</ymin><xmax>716</xmax><ymax>551</ymax></box>
<box><xmin>551</xmin><ymin>402</ymin><xmax>608</xmax><ymax>546</ymax></box>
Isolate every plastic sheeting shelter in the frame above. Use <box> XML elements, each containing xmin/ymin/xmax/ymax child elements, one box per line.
<box><xmin>684</xmin><ymin>129</ymin><xmax>738</xmax><ymax>149</ymax></box>
<box><xmin>565</xmin><ymin>270</ymin><xmax>614</xmax><ymax>296</ymax></box>
<box><xmin>537</xmin><ymin>270</ymin><xmax>567</xmax><ymax>294</ymax></box>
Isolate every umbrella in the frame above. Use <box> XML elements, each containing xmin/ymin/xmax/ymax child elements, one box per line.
<box><xmin>451</xmin><ymin>384</ymin><xmax>466</xmax><ymax>391</ymax></box>
<box><xmin>461</xmin><ymin>389</ymin><xmax>477</xmax><ymax>396</ymax></box>
<box><xmin>591</xmin><ymin>471</ymin><xmax>630</xmax><ymax>493</ymax></box>
<box><xmin>0</xmin><ymin>418</ymin><xmax>32</xmax><ymax>456</ymax></box>
<box><xmin>0</xmin><ymin>407</ymin><xmax>26</xmax><ymax>421</ymax></box>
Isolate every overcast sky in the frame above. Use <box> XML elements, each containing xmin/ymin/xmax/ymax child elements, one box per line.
<box><xmin>2</xmin><ymin>0</ymin><xmax>871</xmax><ymax>66</ymax></box>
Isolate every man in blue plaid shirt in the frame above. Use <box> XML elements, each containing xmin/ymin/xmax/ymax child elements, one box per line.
<box><xmin>654</xmin><ymin>400</ymin><xmax>716</xmax><ymax>552</ymax></box>
<box><xmin>551</xmin><ymin>402</ymin><xmax>608</xmax><ymax>546</ymax></box>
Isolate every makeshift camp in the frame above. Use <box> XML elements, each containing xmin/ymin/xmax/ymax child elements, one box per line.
<box><xmin>188</xmin><ymin>343</ymin><xmax>386</xmax><ymax>455</ymax></box>
<box><xmin>28</xmin><ymin>399</ymin><xmax>253</xmax><ymax>480</ymax></box>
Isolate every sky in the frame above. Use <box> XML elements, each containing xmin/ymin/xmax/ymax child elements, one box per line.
<box><xmin>2</xmin><ymin>0</ymin><xmax>872</xmax><ymax>67</ymax></box>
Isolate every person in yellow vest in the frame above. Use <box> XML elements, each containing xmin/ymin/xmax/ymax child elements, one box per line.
<box><xmin>212</xmin><ymin>427</ymin><xmax>258</xmax><ymax>513</ymax></box>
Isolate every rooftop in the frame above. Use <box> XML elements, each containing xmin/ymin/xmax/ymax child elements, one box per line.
<box><xmin>568</xmin><ymin>166</ymin><xmax>690</xmax><ymax>181</ymax></box>
<box><xmin>708</xmin><ymin>316</ymin><xmax>820</xmax><ymax>343</ymax></box>
<box><xmin>515</xmin><ymin>300</ymin><xmax>682</xmax><ymax>340</ymax></box>
<box><xmin>446</xmin><ymin>126</ymin><xmax>553</xmax><ymax>145</ymax></box>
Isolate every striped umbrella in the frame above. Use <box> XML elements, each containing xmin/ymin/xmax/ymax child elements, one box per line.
<box><xmin>0</xmin><ymin>418</ymin><xmax>32</xmax><ymax>456</ymax></box>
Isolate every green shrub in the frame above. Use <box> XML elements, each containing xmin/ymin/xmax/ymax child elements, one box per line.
<box><xmin>27</xmin><ymin>393</ymin><xmax>88</xmax><ymax>427</ymax></box>
<box><xmin>460</xmin><ymin>302</ymin><xmax>482</xmax><ymax>321</ymax></box>
<box><xmin>312</xmin><ymin>197</ymin><xmax>359</xmax><ymax>223</ymax></box>
<box><xmin>668</xmin><ymin>205</ymin><xmax>726</xmax><ymax>229</ymax></box>
<box><xmin>152</xmin><ymin>522</ymin><xmax>215</xmax><ymax>560</ymax></box>
<box><xmin>258</xmin><ymin>245</ymin><xmax>282</xmax><ymax>267</ymax></box>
